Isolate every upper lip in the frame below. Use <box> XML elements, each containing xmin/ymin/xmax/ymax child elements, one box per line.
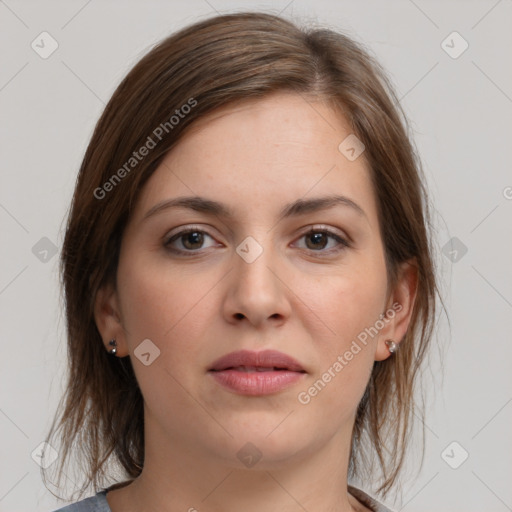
<box><xmin>208</xmin><ymin>349</ymin><xmax>306</xmax><ymax>372</ymax></box>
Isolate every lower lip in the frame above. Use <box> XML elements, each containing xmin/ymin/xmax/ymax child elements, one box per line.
<box><xmin>209</xmin><ymin>369</ymin><xmax>305</xmax><ymax>395</ymax></box>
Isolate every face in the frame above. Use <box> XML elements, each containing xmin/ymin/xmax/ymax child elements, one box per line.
<box><xmin>96</xmin><ymin>92</ymin><xmax>415</xmax><ymax>470</ymax></box>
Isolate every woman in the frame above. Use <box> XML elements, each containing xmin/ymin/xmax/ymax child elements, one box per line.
<box><xmin>44</xmin><ymin>11</ymin><xmax>439</xmax><ymax>512</ymax></box>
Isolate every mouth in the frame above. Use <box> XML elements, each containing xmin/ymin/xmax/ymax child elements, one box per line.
<box><xmin>211</xmin><ymin>366</ymin><xmax>298</xmax><ymax>372</ymax></box>
<box><xmin>208</xmin><ymin>349</ymin><xmax>306</xmax><ymax>373</ymax></box>
<box><xmin>207</xmin><ymin>350</ymin><xmax>306</xmax><ymax>395</ymax></box>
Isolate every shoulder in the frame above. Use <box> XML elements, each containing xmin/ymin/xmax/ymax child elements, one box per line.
<box><xmin>348</xmin><ymin>485</ymin><xmax>396</xmax><ymax>512</ymax></box>
<box><xmin>52</xmin><ymin>490</ymin><xmax>111</xmax><ymax>512</ymax></box>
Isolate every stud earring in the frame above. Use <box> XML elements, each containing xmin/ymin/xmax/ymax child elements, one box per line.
<box><xmin>385</xmin><ymin>339</ymin><xmax>398</xmax><ymax>354</ymax></box>
<box><xmin>108</xmin><ymin>338</ymin><xmax>117</xmax><ymax>355</ymax></box>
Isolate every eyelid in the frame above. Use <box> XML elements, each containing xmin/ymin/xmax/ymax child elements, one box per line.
<box><xmin>164</xmin><ymin>224</ymin><xmax>213</xmax><ymax>240</ymax></box>
<box><xmin>297</xmin><ymin>224</ymin><xmax>351</xmax><ymax>242</ymax></box>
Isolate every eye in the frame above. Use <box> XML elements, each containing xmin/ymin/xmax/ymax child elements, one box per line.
<box><xmin>163</xmin><ymin>226</ymin><xmax>350</xmax><ymax>256</ymax></box>
<box><xmin>294</xmin><ymin>228</ymin><xmax>350</xmax><ymax>254</ymax></box>
<box><xmin>164</xmin><ymin>228</ymin><xmax>218</xmax><ymax>254</ymax></box>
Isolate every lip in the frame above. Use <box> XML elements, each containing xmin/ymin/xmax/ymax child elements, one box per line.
<box><xmin>209</xmin><ymin>349</ymin><xmax>305</xmax><ymax>372</ymax></box>
<box><xmin>208</xmin><ymin>349</ymin><xmax>307</xmax><ymax>396</ymax></box>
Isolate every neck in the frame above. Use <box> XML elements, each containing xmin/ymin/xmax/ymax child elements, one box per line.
<box><xmin>108</xmin><ymin>414</ymin><xmax>364</xmax><ymax>512</ymax></box>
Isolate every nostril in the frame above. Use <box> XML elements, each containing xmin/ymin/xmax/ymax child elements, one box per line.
<box><xmin>234</xmin><ymin>313</ymin><xmax>245</xmax><ymax>319</ymax></box>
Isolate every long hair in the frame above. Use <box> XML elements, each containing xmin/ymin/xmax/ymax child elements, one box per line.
<box><xmin>44</xmin><ymin>11</ymin><xmax>440</xmax><ymax>500</ymax></box>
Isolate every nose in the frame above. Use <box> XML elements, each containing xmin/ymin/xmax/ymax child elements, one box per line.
<box><xmin>222</xmin><ymin>239</ymin><xmax>291</xmax><ymax>328</ymax></box>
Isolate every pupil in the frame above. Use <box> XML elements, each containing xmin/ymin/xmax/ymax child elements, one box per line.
<box><xmin>183</xmin><ymin>231</ymin><xmax>203</xmax><ymax>249</ymax></box>
<box><xmin>307</xmin><ymin>232</ymin><xmax>327</xmax><ymax>250</ymax></box>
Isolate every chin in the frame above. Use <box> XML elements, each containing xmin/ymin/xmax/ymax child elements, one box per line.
<box><xmin>219</xmin><ymin>424</ymin><xmax>314</xmax><ymax>467</ymax></box>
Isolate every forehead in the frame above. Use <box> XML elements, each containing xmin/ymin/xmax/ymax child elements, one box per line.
<box><xmin>132</xmin><ymin>92</ymin><xmax>378</xmax><ymax>226</ymax></box>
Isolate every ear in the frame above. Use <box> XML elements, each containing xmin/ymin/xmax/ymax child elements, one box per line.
<box><xmin>93</xmin><ymin>282</ymin><xmax>128</xmax><ymax>357</ymax></box>
<box><xmin>374</xmin><ymin>259</ymin><xmax>418</xmax><ymax>361</ymax></box>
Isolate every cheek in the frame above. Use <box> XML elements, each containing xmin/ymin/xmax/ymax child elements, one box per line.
<box><xmin>293</xmin><ymin>260</ymin><xmax>387</xmax><ymax>411</ymax></box>
<box><xmin>116</xmin><ymin>256</ymin><xmax>220</xmax><ymax>368</ymax></box>
<box><xmin>295</xmin><ymin>257</ymin><xmax>388</xmax><ymax>344</ymax></box>
<box><xmin>115</xmin><ymin>258</ymin><xmax>221</xmax><ymax>422</ymax></box>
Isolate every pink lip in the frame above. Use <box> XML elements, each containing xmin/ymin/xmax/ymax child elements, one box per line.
<box><xmin>208</xmin><ymin>349</ymin><xmax>307</xmax><ymax>396</ymax></box>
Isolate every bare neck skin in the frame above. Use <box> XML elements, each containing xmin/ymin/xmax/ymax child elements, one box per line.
<box><xmin>106</xmin><ymin>410</ymin><xmax>372</xmax><ymax>512</ymax></box>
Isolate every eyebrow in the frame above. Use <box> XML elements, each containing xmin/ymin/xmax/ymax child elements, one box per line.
<box><xmin>142</xmin><ymin>194</ymin><xmax>368</xmax><ymax>222</ymax></box>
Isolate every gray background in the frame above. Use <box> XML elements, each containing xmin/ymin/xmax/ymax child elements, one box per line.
<box><xmin>1</xmin><ymin>1</ymin><xmax>511</xmax><ymax>511</ymax></box>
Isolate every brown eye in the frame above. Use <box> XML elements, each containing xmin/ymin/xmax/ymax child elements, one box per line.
<box><xmin>181</xmin><ymin>231</ymin><xmax>204</xmax><ymax>250</ymax></box>
<box><xmin>305</xmin><ymin>232</ymin><xmax>329</xmax><ymax>250</ymax></box>
<box><xmin>164</xmin><ymin>229</ymin><xmax>217</xmax><ymax>254</ymax></box>
<box><xmin>295</xmin><ymin>229</ymin><xmax>350</xmax><ymax>254</ymax></box>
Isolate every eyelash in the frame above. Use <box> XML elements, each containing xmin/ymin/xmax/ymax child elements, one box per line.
<box><xmin>163</xmin><ymin>225</ymin><xmax>351</xmax><ymax>256</ymax></box>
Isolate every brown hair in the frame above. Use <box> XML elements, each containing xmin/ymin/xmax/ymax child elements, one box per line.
<box><xmin>44</xmin><ymin>10</ymin><xmax>440</xmax><ymax>500</ymax></box>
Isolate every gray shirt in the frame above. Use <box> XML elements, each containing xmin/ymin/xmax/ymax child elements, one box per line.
<box><xmin>53</xmin><ymin>486</ymin><xmax>395</xmax><ymax>512</ymax></box>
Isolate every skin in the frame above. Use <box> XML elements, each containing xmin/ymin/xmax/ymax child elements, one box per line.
<box><xmin>95</xmin><ymin>91</ymin><xmax>417</xmax><ymax>512</ymax></box>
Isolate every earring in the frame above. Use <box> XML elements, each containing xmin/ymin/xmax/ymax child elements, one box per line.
<box><xmin>385</xmin><ymin>339</ymin><xmax>398</xmax><ymax>354</ymax></box>
<box><xmin>108</xmin><ymin>338</ymin><xmax>117</xmax><ymax>355</ymax></box>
